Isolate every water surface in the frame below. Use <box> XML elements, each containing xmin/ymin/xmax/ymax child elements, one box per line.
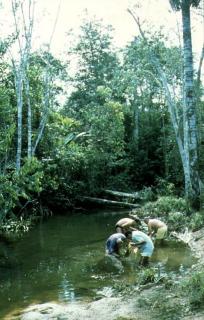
<box><xmin>0</xmin><ymin>210</ymin><xmax>195</xmax><ymax>318</ymax></box>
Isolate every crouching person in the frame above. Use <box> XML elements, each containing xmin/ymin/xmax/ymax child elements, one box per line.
<box><xmin>126</xmin><ymin>230</ymin><xmax>154</xmax><ymax>266</ymax></box>
<box><xmin>105</xmin><ymin>233</ymin><xmax>127</xmax><ymax>257</ymax></box>
<box><xmin>144</xmin><ymin>217</ymin><xmax>168</xmax><ymax>244</ymax></box>
<box><xmin>105</xmin><ymin>233</ymin><xmax>128</xmax><ymax>272</ymax></box>
<box><xmin>115</xmin><ymin>215</ymin><xmax>141</xmax><ymax>234</ymax></box>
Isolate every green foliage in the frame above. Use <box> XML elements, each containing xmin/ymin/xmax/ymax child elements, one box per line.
<box><xmin>0</xmin><ymin>158</ymin><xmax>43</xmax><ymax>221</ymax></box>
<box><xmin>143</xmin><ymin>196</ymin><xmax>187</xmax><ymax>215</ymax></box>
<box><xmin>18</xmin><ymin>158</ymin><xmax>43</xmax><ymax>194</ymax></box>
<box><xmin>155</xmin><ymin>178</ymin><xmax>176</xmax><ymax>196</ymax></box>
<box><xmin>0</xmin><ymin>16</ymin><xmax>201</xmax><ymax>218</ymax></box>
<box><xmin>188</xmin><ymin>212</ymin><xmax>204</xmax><ymax>231</ymax></box>
<box><xmin>137</xmin><ymin>267</ymin><xmax>157</xmax><ymax>285</ymax></box>
<box><xmin>66</xmin><ymin>18</ymin><xmax>119</xmax><ymax>116</ymax></box>
<box><xmin>0</xmin><ymin>81</ymin><xmax>16</xmax><ymax>172</ymax></box>
<box><xmin>137</xmin><ymin>196</ymin><xmax>188</xmax><ymax>232</ymax></box>
<box><xmin>0</xmin><ymin>175</ymin><xmax>19</xmax><ymax>220</ymax></box>
<box><xmin>0</xmin><ymin>216</ymin><xmax>35</xmax><ymax>237</ymax></box>
<box><xmin>148</xmin><ymin>290</ymin><xmax>183</xmax><ymax>320</ymax></box>
<box><xmin>167</xmin><ymin>211</ymin><xmax>188</xmax><ymax>231</ymax></box>
<box><xmin>181</xmin><ymin>271</ymin><xmax>204</xmax><ymax>309</ymax></box>
<box><xmin>139</xmin><ymin>187</ymin><xmax>156</xmax><ymax>202</ymax></box>
<box><xmin>170</xmin><ymin>0</ymin><xmax>201</xmax><ymax>10</ymax></box>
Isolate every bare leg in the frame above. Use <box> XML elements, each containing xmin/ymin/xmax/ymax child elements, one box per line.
<box><xmin>139</xmin><ymin>256</ymin><xmax>149</xmax><ymax>266</ymax></box>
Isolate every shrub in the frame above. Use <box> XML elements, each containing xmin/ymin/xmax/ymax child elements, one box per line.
<box><xmin>0</xmin><ymin>157</ymin><xmax>43</xmax><ymax>222</ymax></box>
<box><xmin>188</xmin><ymin>212</ymin><xmax>204</xmax><ymax>231</ymax></box>
<box><xmin>155</xmin><ymin>178</ymin><xmax>176</xmax><ymax>196</ymax></box>
<box><xmin>143</xmin><ymin>196</ymin><xmax>187</xmax><ymax>216</ymax></box>
<box><xmin>0</xmin><ymin>216</ymin><xmax>35</xmax><ymax>237</ymax></box>
<box><xmin>167</xmin><ymin>211</ymin><xmax>188</xmax><ymax>231</ymax></box>
<box><xmin>181</xmin><ymin>271</ymin><xmax>204</xmax><ymax>309</ymax></box>
<box><xmin>137</xmin><ymin>267</ymin><xmax>157</xmax><ymax>285</ymax></box>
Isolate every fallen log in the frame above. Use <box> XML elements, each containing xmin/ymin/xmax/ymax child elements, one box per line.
<box><xmin>81</xmin><ymin>196</ymin><xmax>140</xmax><ymax>208</ymax></box>
<box><xmin>103</xmin><ymin>189</ymin><xmax>141</xmax><ymax>200</ymax></box>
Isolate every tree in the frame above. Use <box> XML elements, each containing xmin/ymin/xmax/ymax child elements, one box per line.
<box><xmin>169</xmin><ymin>0</ymin><xmax>201</xmax><ymax>209</ymax></box>
<box><xmin>10</xmin><ymin>0</ymin><xmax>35</xmax><ymax>170</ymax></box>
<box><xmin>128</xmin><ymin>1</ymin><xmax>202</xmax><ymax>209</ymax></box>
<box><xmin>63</xmin><ymin>20</ymin><xmax>128</xmax><ymax>191</ymax></box>
<box><xmin>65</xmin><ymin>19</ymin><xmax>120</xmax><ymax>120</ymax></box>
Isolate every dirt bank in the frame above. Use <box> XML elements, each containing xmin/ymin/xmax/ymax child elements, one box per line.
<box><xmin>6</xmin><ymin>294</ymin><xmax>153</xmax><ymax>320</ymax></box>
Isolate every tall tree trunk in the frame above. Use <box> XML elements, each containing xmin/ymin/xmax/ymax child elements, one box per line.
<box><xmin>12</xmin><ymin>0</ymin><xmax>34</xmax><ymax>170</ymax></box>
<box><xmin>15</xmin><ymin>71</ymin><xmax>23</xmax><ymax>171</ymax></box>
<box><xmin>132</xmin><ymin>97</ymin><xmax>139</xmax><ymax>151</ymax></box>
<box><xmin>25</xmin><ymin>72</ymin><xmax>32</xmax><ymax>158</ymax></box>
<box><xmin>32</xmin><ymin>72</ymin><xmax>50</xmax><ymax>155</ymax></box>
<box><xmin>181</xmin><ymin>1</ymin><xmax>200</xmax><ymax>209</ymax></box>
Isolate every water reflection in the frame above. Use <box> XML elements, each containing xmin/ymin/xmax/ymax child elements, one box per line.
<box><xmin>151</xmin><ymin>241</ymin><xmax>193</xmax><ymax>271</ymax></box>
<box><xmin>58</xmin><ymin>276</ymin><xmax>75</xmax><ymax>302</ymax></box>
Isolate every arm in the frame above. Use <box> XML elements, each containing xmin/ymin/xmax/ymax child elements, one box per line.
<box><xmin>148</xmin><ymin>224</ymin><xmax>155</xmax><ymax>237</ymax></box>
<box><xmin>129</xmin><ymin>226</ymin><xmax>137</xmax><ymax>231</ymax></box>
<box><xmin>131</xmin><ymin>239</ymin><xmax>145</xmax><ymax>246</ymax></box>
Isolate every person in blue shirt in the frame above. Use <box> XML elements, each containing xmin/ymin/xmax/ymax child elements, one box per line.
<box><xmin>105</xmin><ymin>233</ymin><xmax>127</xmax><ymax>257</ymax></box>
<box><xmin>126</xmin><ymin>230</ymin><xmax>154</xmax><ymax>266</ymax></box>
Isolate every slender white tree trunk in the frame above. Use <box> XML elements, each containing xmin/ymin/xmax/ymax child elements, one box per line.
<box><xmin>132</xmin><ymin>98</ymin><xmax>139</xmax><ymax>150</ymax></box>
<box><xmin>11</xmin><ymin>0</ymin><xmax>34</xmax><ymax>170</ymax></box>
<box><xmin>32</xmin><ymin>71</ymin><xmax>50</xmax><ymax>155</ymax></box>
<box><xmin>15</xmin><ymin>70</ymin><xmax>23</xmax><ymax>171</ymax></box>
<box><xmin>25</xmin><ymin>72</ymin><xmax>32</xmax><ymax>158</ymax></box>
<box><xmin>181</xmin><ymin>1</ymin><xmax>200</xmax><ymax>208</ymax></box>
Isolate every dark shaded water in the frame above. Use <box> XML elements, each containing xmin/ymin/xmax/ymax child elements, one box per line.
<box><xmin>0</xmin><ymin>210</ymin><xmax>195</xmax><ymax>318</ymax></box>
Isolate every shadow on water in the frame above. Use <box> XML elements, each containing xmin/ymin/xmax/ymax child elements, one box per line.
<box><xmin>0</xmin><ymin>210</ymin><xmax>196</xmax><ymax>318</ymax></box>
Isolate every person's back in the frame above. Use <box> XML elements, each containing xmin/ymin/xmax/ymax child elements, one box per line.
<box><xmin>105</xmin><ymin>233</ymin><xmax>126</xmax><ymax>256</ymax></box>
<box><xmin>131</xmin><ymin>230</ymin><xmax>154</xmax><ymax>265</ymax></box>
<box><xmin>144</xmin><ymin>218</ymin><xmax>168</xmax><ymax>241</ymax></box>
<box><xmin>148</xmin><ymin>218</ymin><xmax>166</xmax><ymax>229</ymax></box>
<box><xmin>115</xmin><ymin>218</ymin><xmax>135</xmax><ymax>232</ymax></box>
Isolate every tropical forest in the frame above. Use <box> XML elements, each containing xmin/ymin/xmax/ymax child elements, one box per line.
<box><xmin>0</xmin><ymin>1</ymin><xmax>204</xmax><ymax>319</ymax></box>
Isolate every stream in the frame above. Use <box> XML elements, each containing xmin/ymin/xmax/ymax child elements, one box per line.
<box><xmin>0</xmin><ymin>209</ymin><xmax>196</xmax><ymax>319</ymax></box>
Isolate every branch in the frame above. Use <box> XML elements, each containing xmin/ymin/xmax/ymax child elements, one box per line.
<box><xmin>127</xmin><ymin>8</ymin><xmax>187</xmax><ymax>167</ymax></box>
<box><xmin>48</xmin><ymin>0</ymin><xmax>62</xmax><ymax>50</ymax></box>
<box><xmin>127</xmin><ymin>8</ymin><xmax>146</xmax><ymax>38</ymax></box>
<box><xmin>197</xmin><ymin>44</ymin><xmax>204</xmax><ymax>84</ymax></box>
<box><xmin>11</xmin><ymin>0</ymin><xmax>22</xmax><ymax>56</ymax></box>
<box><xmin>32</xmin><ymin>0</ymin><xmax>62</xmax><ymax>154</ymax></box>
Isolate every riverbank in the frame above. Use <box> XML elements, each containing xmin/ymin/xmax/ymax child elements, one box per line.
<box><xmin>5</xmin><ymin>227</ymin><xmax>204</xmax><ymax>320</ymax></box>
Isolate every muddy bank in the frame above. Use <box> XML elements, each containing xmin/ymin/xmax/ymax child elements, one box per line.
<box><xmin>188</xmin><ymin>229</ymin><xmax>204</xmax><ymax>264</ymax></box>
<box><xmin>172</xmin><ymin>227</ymin><xmax>204</xmax><ymax>320</ymax></box>
<box><xmin>6</xmin><ymin>294</ymin><xmax>153</xmax><ymax>320</ymax></box>
<box><xmin>5</xmin><ymin>228</ymin><xmax>204</xmax><ymax>320</ymax></box>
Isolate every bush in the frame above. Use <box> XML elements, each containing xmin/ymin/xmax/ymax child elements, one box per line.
<box><xmin>167</xmin><ymin>211</ymin><xmax>188</xmax><ymax>231</ymax></box>
<box><xmin>142</xmin><ymin>196</ymin><xmax>187</xmax><ymax>216</ymax></box>
<box><xmin>0</xmin><ymin>216</ymin><xmax>35</xmax><ymax>237</ymax></box>
<box><xmin>181</xmin><ymin>271</ymin><xmax>204</xmax><ymax>309</ymax></box>
<box><xmin>188</xmin><ymin>212</ymin><xmax>204</xmax><ymax>231</ymax></box>
<box><xmin>155</xmin><ymin>178</ymin><xmax>176</xmax><ymax>196</ymax></box>
<box><xmin>137</xmin><ymin>267</ymin><xmax>157</xmax><ymax>285</ymax></box>
<box><xmin>0</xmin><ymin>157</ymin><xmax>43</xmax><ymax>222</ymax></box>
